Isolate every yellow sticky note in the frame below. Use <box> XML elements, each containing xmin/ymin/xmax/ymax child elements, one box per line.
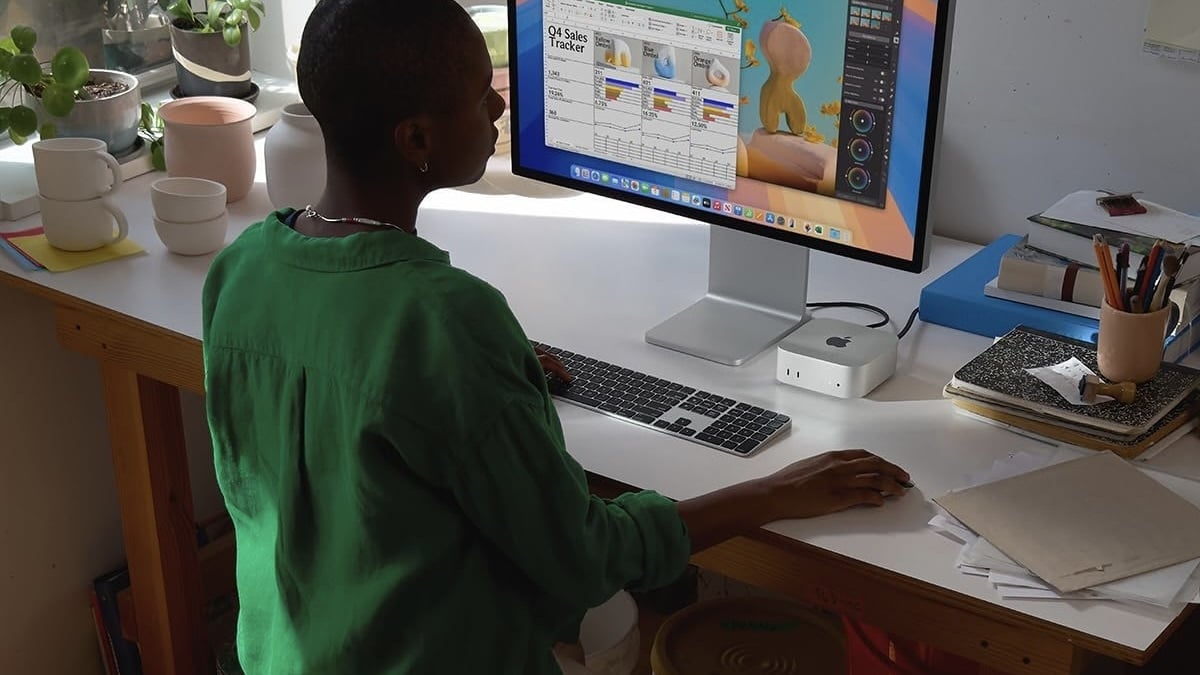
<box><xmin>8</xmin><ymin>234</ymin><xmax>145</xmax><ymax>273</ymax></box>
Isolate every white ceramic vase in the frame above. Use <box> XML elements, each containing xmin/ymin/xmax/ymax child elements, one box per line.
<box><xmin>264</xmin><ymin>102</ymin><xmax>327</xmax><ymax>210</ymax></box>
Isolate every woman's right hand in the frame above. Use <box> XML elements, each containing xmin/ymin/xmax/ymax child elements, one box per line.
<box><xmin>758</xmin><ymin>449</ymin><xmax>911</xmax><ymax>521</ymax></box>
<box><xmin>678</xmin><ymin>449</ymin><xmax>911</xmax><ymax>553</ymax></box>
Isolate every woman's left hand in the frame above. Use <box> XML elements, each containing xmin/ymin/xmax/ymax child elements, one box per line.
<box><xmin>535</xmin><ymin>345</ymin><xmax>573</xmax><ymax>383</ymax></box>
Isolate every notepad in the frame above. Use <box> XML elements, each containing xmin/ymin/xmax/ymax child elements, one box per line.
<box><xmin>936</xmin><ymin>452</ymin><xmax>1200</xmax><ymax>593</ymax></box>
<box><xmin>4</xmin><ymin>232</ymin><xmax>145</xmax><ymax>272</ymax></box>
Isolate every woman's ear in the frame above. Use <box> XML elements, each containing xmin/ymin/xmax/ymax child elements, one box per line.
<box><xmin>392</xmin><ymin>115</ymin><xmax>435</xmax><ymax>172</ymax></box>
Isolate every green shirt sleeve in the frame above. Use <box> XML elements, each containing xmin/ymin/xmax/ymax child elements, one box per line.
<box><xmin>434</xmin><ymin>396</ymin><xmax>691</xmax><ymax>609</ymax></box>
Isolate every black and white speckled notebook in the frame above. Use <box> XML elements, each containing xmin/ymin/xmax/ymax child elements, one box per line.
<box><xmin>949</xmin><ymin>326</ymin><xmax>1200</xmax><ymax>437</ymax></box>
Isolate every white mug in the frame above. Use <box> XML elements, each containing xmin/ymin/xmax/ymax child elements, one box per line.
<box><xmin>33</xmin><ymin>137</ymin><xmax>123</xmax><ymax>202</ymax></box>
<box><xmin>39</xmin><ymin>195</ymin><xmax>129</xmax><ymax>251</ymax></box>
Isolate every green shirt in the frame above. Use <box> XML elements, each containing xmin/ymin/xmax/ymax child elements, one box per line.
<box><xmin>201</xmin><ymin>211</ymin><xmax>691</xmax><ymax>675</ymax></box>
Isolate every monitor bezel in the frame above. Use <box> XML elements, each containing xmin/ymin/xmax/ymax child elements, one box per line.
<box><xmin>507</xmin><ymin>0</ymin><xmax>956</xmax><ymax>274</ymax></box>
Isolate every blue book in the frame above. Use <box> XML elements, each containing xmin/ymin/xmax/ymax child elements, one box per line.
<box><xmin>920</xmin><ymin>235</ymin><xmax>1101</xmax><ymax>343</ymax></box>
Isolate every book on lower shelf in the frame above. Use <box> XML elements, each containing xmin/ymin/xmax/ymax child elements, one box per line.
<box><xmin>947</xmin><ymin>326</ymin><xmax>1200</xmax><ymax>439</ymax></box>
<box><xmin>991</xmin><ymin>236</ymin><xmax>1200</xmax><ymax>329</ymax></box>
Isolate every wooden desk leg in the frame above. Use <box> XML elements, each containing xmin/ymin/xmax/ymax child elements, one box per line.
<box><xmin>101</xmin><ymin>363</ymin><xmax>210</xmax><ymax>675</ymax></box>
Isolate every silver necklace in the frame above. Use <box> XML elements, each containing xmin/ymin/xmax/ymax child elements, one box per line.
<box><xmin>301</xmin><ymin>205</ymin><xmax>410</xmax><ymax>232</ymax></box>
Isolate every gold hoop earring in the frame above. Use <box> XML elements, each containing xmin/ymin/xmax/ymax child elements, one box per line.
<box><xmin>419</xmin><ymin>162</ymin><xmax>429</xmax><ymax>173</ymax></box>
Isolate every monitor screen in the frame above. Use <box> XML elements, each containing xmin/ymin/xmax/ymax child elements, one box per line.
<box><xmin>508</xmin><ymin>0</ymin><xmax>953</xmax><ymax>273</ymax></box>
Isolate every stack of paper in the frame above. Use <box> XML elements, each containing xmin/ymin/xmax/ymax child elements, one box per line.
<box><xmin>930</xmin><ymin>449</ymin><xmax>1200</xmax><ymax>609</ymax></box>
<box><xmin>0</xmin><ymin>226</ymin><xmax>144</xmax><ymax>272</ymax></box>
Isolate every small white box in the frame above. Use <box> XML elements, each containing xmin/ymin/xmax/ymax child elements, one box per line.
<box><xmin>775</xmin><ymin>318</ymin><xmax>898</xmax><ymax>399</ymax></box>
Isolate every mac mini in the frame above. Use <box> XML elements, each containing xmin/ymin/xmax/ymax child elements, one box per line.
<box><xmin>776</xmin><ymin>317</ymin><xmax>898</xmax><ymax>399</ymax></box>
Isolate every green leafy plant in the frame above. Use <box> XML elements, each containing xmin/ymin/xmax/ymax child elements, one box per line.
<box><xmin>162</xmin><ymin>0</ymin><xmax>266</xmax><ymax>47</ymax></box>
<box><xmin>138</xmin><ymin>102</ymin><xmax>166</xmax><ymax>171</ymax></box>
<box><xmin>0</xmin><ymin>25</ymin><xmax>91</xmax><ymax>144</ymax></box>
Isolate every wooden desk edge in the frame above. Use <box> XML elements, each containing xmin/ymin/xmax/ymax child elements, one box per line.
<box><xmin>2</xmin><ymin>271</ymin><xmax>205</xmax><ymax>393</ymax></box>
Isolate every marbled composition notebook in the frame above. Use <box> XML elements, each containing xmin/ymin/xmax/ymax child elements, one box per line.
<box><xmin>949</xmin><ymin>326</ymin><xmax>1200</xmax><ymax>437</ymax></box>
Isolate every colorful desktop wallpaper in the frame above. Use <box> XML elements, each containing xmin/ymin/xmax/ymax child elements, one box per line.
<box><xmin>512</xmin><ymin>0</ymin><xmax>942</xmax><ymax>266</ymax></box>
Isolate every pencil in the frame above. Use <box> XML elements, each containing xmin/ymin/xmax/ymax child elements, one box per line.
<box><xmin>1093</xmin><ymin>235</ymin><xmax>1121</xmax><ymax>310</ymax></box>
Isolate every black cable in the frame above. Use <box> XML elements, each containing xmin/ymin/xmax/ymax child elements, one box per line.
<box><xmin>806</xmin><ymin>301</ymin><xmax>890</xmax><ymax>328</ymax></box>
<box><xmin>806</xmin><ymin>302</ymin><xmax>922</xmax><ymax>340</ymax></box>
<box><xmin>896</xmin><ymin>307</ymin><xmax>920</xmax><ymax>339</ymax></box>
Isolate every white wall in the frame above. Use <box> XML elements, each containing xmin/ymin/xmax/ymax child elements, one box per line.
<box><xmin>0</xmin><ymin>284</ymin><xmax>224</xmax><ymax>675</ymax></box>
<box><xmin>933</xmin><ymin>0</ymin><xmax>1200</xmax><ymax>244</ymax></box>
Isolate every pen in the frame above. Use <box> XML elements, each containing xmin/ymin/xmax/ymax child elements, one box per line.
<box><xmin>1132</xmin><ymin>256</ymin><xmax>1148</xmax><ymax>306</ymax></box>
<box><xmin>1138</xmin><ymin>241</ymin><xmax>1163</xmax><ymax>310</ymax></box>
<box><xmin>1115</xmin><ymin>243</ymin><xmax>1130</xmax><ymax>309</ymax></box>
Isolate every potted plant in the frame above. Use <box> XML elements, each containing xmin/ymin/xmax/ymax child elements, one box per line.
<box><xmin>0</xmin><ymin>25</ymin><xmax>142</xmax><ymax>155</ymax></box>
<box><xmin>163</xmin><ymin>0</ymin><xmax>265</xmax><ymax>99</ymax></box>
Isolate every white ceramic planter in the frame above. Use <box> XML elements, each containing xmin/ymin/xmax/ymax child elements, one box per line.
<box><xmin>264</xmin><ymin>102</ymin><xmax>327</xmax><ymax>210</ymax></box>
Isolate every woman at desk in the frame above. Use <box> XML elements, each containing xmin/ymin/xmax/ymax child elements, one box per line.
<box><xmin>200</xmin><ymin>0</ymin><xmax>913</xmax><ymax>673</ymax></box>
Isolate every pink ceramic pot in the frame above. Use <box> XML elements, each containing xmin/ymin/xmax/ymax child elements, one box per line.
<box><xmin>158</xmin><ymin>96</ymin><xmax>258</xmax><ymax>203</ymax></box>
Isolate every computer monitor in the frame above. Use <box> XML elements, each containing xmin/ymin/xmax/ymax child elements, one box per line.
<box><xmin>508</xmin><ymin>0</ymin><xmax>956</xmax><ymax>365</ymax></box>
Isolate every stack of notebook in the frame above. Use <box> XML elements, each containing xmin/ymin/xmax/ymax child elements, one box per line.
<box><xmin>944</xmin><ymin>326</ymin><xmax>1200</xmax><ymax>458</ymax></box>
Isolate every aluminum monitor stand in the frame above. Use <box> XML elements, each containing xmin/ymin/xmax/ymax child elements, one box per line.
<box><xmin>645</xmin><ymin>225</ymin><xmax>810</xmax><ymax>366</ymax></box>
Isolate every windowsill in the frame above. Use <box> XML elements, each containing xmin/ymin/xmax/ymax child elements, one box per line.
<box><xmin>0</xmin><ymin>67</ymin><xmax>671</xmax><ymax>226</ymax></box>
<box><xmin>0</xmin><ymin>71</ymin><xmax>300</xmax><ymax>222</ymax></box>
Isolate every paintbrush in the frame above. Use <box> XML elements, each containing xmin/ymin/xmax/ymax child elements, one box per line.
<box><xmin>1150</xmin><ymin>254</ymin><xmax>1181</xmax><ymax>312</ymax></box>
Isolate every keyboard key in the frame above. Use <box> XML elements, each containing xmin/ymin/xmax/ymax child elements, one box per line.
<box><xmin>634</xmin><ymin>414</ymin><xmax>656</xmax><ymax>424</ymax></box>
<box><xmin>667</xmin><ymin>424</ymin><xmax>685</xmax><ymax>433</ymax></box>
<box><xmin>561</xmin><ymin>392</ymin><xmax>600</xmax><ymax>407</ymax></box>
<box><xmin>681</xmin><ymin>428</ymin><xmax>696</xmax><ymax>437</ymax></box>
<box><xmin>654</xmin><ymin>420</ymin><xmax>671</xmax><ymax>429</ymax></box>
<box><xmin>749</xmin><ymin>406</ymin><xmax>764</xmax><ymax>415</ymax></box>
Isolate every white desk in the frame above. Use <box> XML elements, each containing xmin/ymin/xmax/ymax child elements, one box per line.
<box><xmin>3</xmin><ymin>142</ymin><xmax>1199</xmax><ymax>675</ymax></box>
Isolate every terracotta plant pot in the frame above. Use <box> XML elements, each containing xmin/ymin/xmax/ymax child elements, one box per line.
<box><xmin>158</xmin><ymin>96</ymin><xmax>257</xmax><ymax>203</ymax></box>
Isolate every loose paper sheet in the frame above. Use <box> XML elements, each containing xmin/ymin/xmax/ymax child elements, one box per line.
<box><xmin>1144</xmin><ymin>0</ymin><xmax>1200</xmax><ymax>62</ymax></box>
<box><xmin>1041</xmin><ymin>190</ymin><xmax>1200</xmax><ymax>244</ymax></box>
<box><xmin>935</xmin><ymin>452</ymin><xmax>1200</xmax><ymax>592</ymax></box>
<box><xmin>1025</xmin><ymin>358</ymin><xmax>1112</xmax><ymax>406</ymax></box>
